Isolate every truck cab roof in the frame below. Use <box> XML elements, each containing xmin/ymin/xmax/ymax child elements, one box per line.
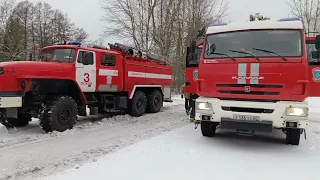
<box><xmin>207</xmin><ymin>18</ymin><xmax>303</xmax><ymax>35</ymax></box>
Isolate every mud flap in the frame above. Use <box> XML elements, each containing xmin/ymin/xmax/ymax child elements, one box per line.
<box><xmin>0</xmin><ymin>108</ymin><xmax>14</xmax><ymax>129</ymax></box>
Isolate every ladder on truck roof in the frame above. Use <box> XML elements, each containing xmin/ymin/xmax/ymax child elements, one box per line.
<box><xmin>108</xmin><ymin>42</ymin><xmax>168</xmax><ymax>64</ymax></box>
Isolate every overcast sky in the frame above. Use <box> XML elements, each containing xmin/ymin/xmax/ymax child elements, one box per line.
<box><xmin>28</xmin><ymin>0</ymin><xmax>292</xmax><ymax>42</ymax></box>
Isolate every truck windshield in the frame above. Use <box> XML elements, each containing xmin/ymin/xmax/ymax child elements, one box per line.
<box><xmin>204</xmin><ymin>30</ymin><xmax>302</xmax><ymax>59</ymax></box>
<box><xmin>40</xmin><ymin>48</ymin><xmax>76</xmax><ymax>62</ymax></box>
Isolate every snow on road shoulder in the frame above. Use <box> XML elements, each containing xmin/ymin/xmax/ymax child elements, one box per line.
<box><xmin>0</xmin><ymin>96</ymin><xmax>187</xmax><ymax>180</ymax></box>
<box><xmin>0</xmin><ymin>95</ymin><xmax>183</xmax><ymax>147</ymax></box>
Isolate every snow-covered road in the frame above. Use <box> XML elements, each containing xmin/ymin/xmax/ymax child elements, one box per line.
<box><xmin>1</xmin><ymin>96</ymin><xmax>320</xmax><ymax>180</ymax></box>
<box><xmin>0</xmin><ymin>97</ymin><xmax>188</xmax><ymax>180</ymax></box>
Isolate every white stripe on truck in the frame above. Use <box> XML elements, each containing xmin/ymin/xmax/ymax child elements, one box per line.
<box><xmin>237</xmin><ymin>63</ymin><xmax>260</xmax><ymax>84</ymax></box>
<box><xmin>250</xmin><ymin>63</ymin><xmax>260</xmax><ymax>84</ymax></box>
<box><xmin>128</xmin><ymin>71</ymin><xmax>172</xmax><ymax>80</ymax></box>
<box><xmin>237</xmin><ymin>63</ymin><xmax>247</xmax><ymax>84</ymax></box>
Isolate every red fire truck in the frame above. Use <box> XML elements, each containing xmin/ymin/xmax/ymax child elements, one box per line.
<box><xmin>187</xmin><ymin>16</ymin><xmax>311</xmax><ymax>145</ymax></box>
<box><xmin>0</xmin><ymin>42</ymin><xmax>173</xmax><ymax>132</ymax></box>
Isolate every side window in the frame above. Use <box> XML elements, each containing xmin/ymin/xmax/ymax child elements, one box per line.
<box><xmin>77</xmin><ymin>51</ymin><xmax>84</xmax><ymax>63</ymax></box>
<box><xmin>77</xmin><ymin>51</ymin><xmax>94</xmax><ymax>65</ymax></box>
<box><xmin>101</xmin><ymin>54</ymin><xmax>116</xmax><ymax>66</ymax></box>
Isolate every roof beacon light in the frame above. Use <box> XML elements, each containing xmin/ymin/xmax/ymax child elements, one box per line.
<box><xmin>210</xmin><ymin>23</ymin><xmax>228</xmax><ymax>27</ymax></box>
<box><xmin>278</xmin><ymin>17</ymin><xmax>300</xmax><ymax>22</ymax></box>
<box><xmin>68</xmin><ymin>41</ymin><xmax>82</xmax><ymax>46</ymax></box>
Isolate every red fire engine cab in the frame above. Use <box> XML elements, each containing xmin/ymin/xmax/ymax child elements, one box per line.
<box><xmin>185</xmin><ymin>37</ymin><xmax>203</xmax><ymax>95</ymax></box>
<box><xmin>188</xmin><ymin>15</ymin><xmax>309</xmax><ymax>145</ymax></box>
<box><xmin>0</xmin><ymin>42</ymin><xmax>173</xmax><ymax>133</ymax></box>
<box><xmin>306</xmin><ymin>36</ymin><xmax>320</xmax><ymax>97</ymax></box>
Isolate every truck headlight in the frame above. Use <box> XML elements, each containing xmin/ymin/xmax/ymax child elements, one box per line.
<box><xmin>285</xmin><ymin>107</ymin><xmax>308</xmax><ymax>116</ymax></box>
<box><xmin>196</xmin><ymin>102</ymin><xmax>212</xmax><ymax>111</ymax></box>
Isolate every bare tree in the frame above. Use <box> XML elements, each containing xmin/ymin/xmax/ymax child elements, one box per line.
<box><xmin>102</xmin><ymin>0</ymin><xmax>229</xmax><ymax>91</ymax></box>
<box><xmin>287</xmin><ymin>0</ymin><xmax>320</xmax><ymax>35</ymax></box>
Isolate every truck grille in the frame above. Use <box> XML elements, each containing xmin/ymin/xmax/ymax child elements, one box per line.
<box><xmin>221</xmin><ymin>106</ymin><xmax>274</xmax><ymax>114</ymax></box>
<box><xmin>216</xmin><ymin>84</ymin><xmax>282</xmax><ymax>96</ymax></box>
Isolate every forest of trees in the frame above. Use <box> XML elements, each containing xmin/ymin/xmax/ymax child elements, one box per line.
<box><xmin>0</xmin><ymin>0</ymin><xmax>88</xmax><ymax>62</ymax></box>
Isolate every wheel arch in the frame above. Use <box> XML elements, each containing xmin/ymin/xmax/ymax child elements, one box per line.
<box><xmin>29</xmin><ymin>78</ymin><xmax>86</xmax><ymax>104</ymax></box>
<box><xmin>129</xmin><ymin>85</ymin><xmax>163</xmax><ymax>99</ymax></box>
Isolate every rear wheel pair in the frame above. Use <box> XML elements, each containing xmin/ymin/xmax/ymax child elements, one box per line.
<box><xmin>128</xmin><ymin>90</ymin><xmax>163</xmax><ymax>117</ymax></box>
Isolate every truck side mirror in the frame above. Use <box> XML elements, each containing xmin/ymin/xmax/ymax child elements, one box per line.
<box><xmin>311</xmin><ymin>50</ymin><xmax>320</xmax><ymax>59</ymax></box>
<box><xmin>190</xmin><ymin>40</ymin><xmax>197</xmax><ymax>53</ymax></box>
<box><xmin>188</xmin><ymin>53</ymin><xmax>198</xmax><ymax>64</ymax></box>
<box><xmin>316</xmin><ymin>35</ymin><xmax>320</xmax><ymax>50</ymax></box>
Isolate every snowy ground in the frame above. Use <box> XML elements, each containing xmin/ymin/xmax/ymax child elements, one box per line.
<box><xmin>0</xmin><ymin>96</ymin><xmax>188</xmax><ymax>180</ymax></box>
<box><xmin>1</xmin><ymin>96</ymin><xmax>320</xmax><ymax>180</ymax></box>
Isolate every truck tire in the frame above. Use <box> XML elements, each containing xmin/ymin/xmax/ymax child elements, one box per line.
<box><xmin>1</xmin><ymin>111</ymin><xmax>32</xmax><ymax>127</ymax></box>
<box><xmin>40</xmin><ymin>96</ymin><xmax>77</xmax><ymax>133</ymax></box>
<box><xmin>286</xmin><ymin>128</ymin><xmax>301</xmax><ymax>145</ymax></box>
<box><xmin>201</xmin><ymin>121</ymin><xmax>217</xmax><ymax>137</ymax></box>
<box><xmin>128</xmin><ymin>91</ymin><xmax>147</xmax><ymax>117</ymax></box>
<box><xmin>147</xmin><ymin>90</ymin><xmax>163</xmax><ymax>113</ymax></box>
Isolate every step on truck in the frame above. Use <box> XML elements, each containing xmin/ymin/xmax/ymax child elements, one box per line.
<box><xmin>187</xmin><ymin>15</ymin><xmax>311</xmax><ymax>145</ymax></box>
<box><xmin>0</xmin><ymin>41</ymin><xmax>173</xmax><ymax>133</ymax></box>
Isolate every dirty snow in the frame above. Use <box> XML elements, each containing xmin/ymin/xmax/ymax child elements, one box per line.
<box><xmin>0</xmin><ymin>96</ymin><xmax>188</xmax><ymax>180</ymax></box>
<box><xmin>1</xmin><ymin>96</ymin><xmax>320</xmax><ymax>180</ymax></box>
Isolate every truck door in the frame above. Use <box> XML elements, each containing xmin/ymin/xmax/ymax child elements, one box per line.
<box><xmin>306</xmin><ymin>38</ymin><xmax>320</xmax><ymax>97</ymax></box>
<box><xmin>97</xmin><ymin>53</ymin><xmax>123</xmax><ymax>92</ymax></box>
<box><xmin>75</xmin><ymin>50</ymin><xmax>97</xmax><ymax>92</ymax></box>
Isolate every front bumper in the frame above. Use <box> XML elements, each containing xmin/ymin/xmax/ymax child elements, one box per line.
<box><xmin>195</xmin><ymin>97</ymin><xmax>308</xmax><ymax>132</ymax></box>
<box><xmin>0</xmin><ymin>96</ymin><xmax>22</xmax><ymax>108</ymax></box>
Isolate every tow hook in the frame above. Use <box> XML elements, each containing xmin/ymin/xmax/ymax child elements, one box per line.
<box><xmin>236</xmin><ymin>130</ymin><xmax>255</xmax><ymax>136</ymax></box>
<box><xmin>194</xmin><ymin>120</ymin><xmax>200</xmax><ymax>129</ymax></box>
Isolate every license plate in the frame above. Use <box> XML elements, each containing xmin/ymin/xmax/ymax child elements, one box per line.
<box><xmin>233</xmin><ymin>114</ymin><xmax>260</xmax><ymax>121</ymax></box>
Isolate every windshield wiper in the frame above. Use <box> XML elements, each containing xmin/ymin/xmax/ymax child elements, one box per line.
<box><xmin>228</xmin><ymin>49</ymin><xmax>260</xmax><ymax>61</ymax></box>
<box><xmin>210</xmin><ymin>52</ymin><xmax>236</xmax><ymax>61</ymax></box>
<box><xmin>252</xmin><ymin>48</ymin><xmax>287</xmax><ymax>61</ymax></box>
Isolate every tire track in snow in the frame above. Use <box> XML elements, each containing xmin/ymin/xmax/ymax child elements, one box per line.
<box><xmin>0</xmin><ymin>103</ymin><xmax>189</xmax><ymax>180</ymax></box>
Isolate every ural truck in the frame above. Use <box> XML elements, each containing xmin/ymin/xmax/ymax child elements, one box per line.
<box><xmin>0</xmin><ymin>41</ymin><xmax>172</xmax><ymax>133</ymax></box>
<box><xmin>188</xmin><ymin>16</ymin><xmax>309</xmax><ymax>145</ymax></box>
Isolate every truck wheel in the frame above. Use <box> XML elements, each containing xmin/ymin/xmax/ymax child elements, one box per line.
<box><xmin>147</xmin><ymin>90</ymin><xmax>163</xmax><ymax>113</ymax></box>
<box><xmin>40</xmin><ymin>96</ymin><xmax>77</xmax><ymax>133</ymax></box>
<box><xmin>128</xmin><ymin>91</ymin><xmax>147</xmax><ymax>117</ymax></box>
<box><xmin>286</xmin><ymin>128</ymin><xmax>301</xmax><ymax>145</ymax></box>
<box><xmin>201</xmin><ymin>121</ymin><xmax>217</xmax><ymax>137</ymax></box>
<box><xmin>2</xmin><ymin>111</ymin><xmax>32</xmax><ymax>127</ymax></box>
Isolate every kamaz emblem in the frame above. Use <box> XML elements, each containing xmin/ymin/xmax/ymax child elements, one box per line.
<box><xmin>193</xmin><ymin>69</ymin><xmax>198</xmax><ymax>80</ymax></box>
<box><xmin>312</xmin><ymin>68</ymin><xmax>320</xmax><ymax>82</ymax></box>
<box><xmin>244</xmin><ymin>86</ymin><xmax>250</xmax><ymax>92</ymax></box>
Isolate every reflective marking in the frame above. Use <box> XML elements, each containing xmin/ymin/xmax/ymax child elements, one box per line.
<box><xmin>250</xmin><ymin>63</ymin><xmax>260</xmax><ymax>84</ymax></box>
<box><xmin>238</xmin><ymin>63</ymin><xmax>247</xmax><ymax>84</ymax></box>
<box><xmin>107</xmin><ymin>76</ymin><xmax>112</xmax><ymax>84</ymax></box>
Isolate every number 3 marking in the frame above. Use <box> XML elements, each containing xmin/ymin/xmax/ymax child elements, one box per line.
<box><xmin>84</xmin><ymin>73</ymin><xmax>90</xmax><ymax>82</ymax></box>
